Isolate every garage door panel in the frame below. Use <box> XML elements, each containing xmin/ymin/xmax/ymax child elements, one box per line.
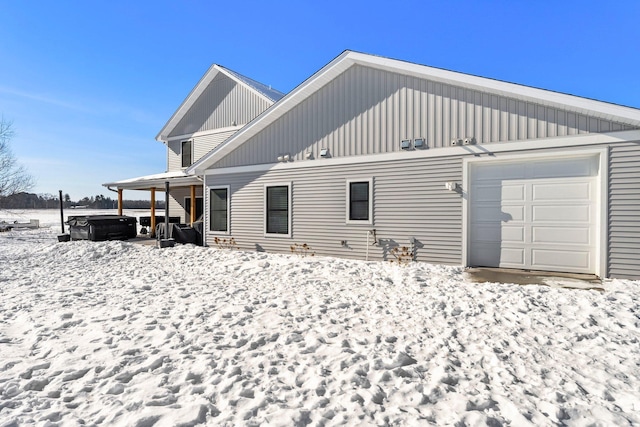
<box><xmin>471</xmin><ymin>225</ymin><xmax>524</xmax><ymax>243</ymax></box>
<box><xmin>503</xmin><ymin>226</ymin><xmax>525</xmax><ymax>243</ymax></box>
<box><xmin>502</xmin><ymin>184</ymin><xmax>525</xmax><ymax>202</ymax></box>
<box><xmin>474</xmin><ymin>164</ymin><xmax>526</xmax><ymax>180</ymax></box>
<box><xmin>474</xmin><ymin>185</ymin><xmax>502</xmax><ymax>202</ymax></box>
<box><xmin>532</xmin><ymin>205</ymin><xmax>591</xmax><ymax>222</ymax></box>
<box><xmin>470</xmin><ymin>225</ymin><xmax>501</xmax><ymax>243</ymax></box>
<box><xmin>473</xmin><ymin>243</ymin><xmax>525</xmax><ymax>266</ymax></box>
<box><xmin>532</xmin><ymin>249</ymin><xmax>591</xmax><ymax>270</ymax></box>
<box><xmin>500</xmin><ymin>247</ymin><xmax>526</xmax><ymax>265</ymax></box>
<box><xmin>532</xmin><ymin>182</ymin><xmax>591</xmax><ymax>201</ymax></box>
<box><xmin>501</xmin><ymin>205</ymin><xmax>525</xmax><ymax>221</ymax></box>
<box><xmin>531</xmin><ymin>157</ymin><xmax>595</xmax><ymax>178</ymax></box>
<box><xmin>532</xmin><ymin>226</ymin><xmax>591</xmax><ymax>244</ymax></box>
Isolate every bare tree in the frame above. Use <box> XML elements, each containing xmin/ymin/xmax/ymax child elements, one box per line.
<box><xmin>0</xmin><ymin>117</ymin><xmax>35</xmax><ymax>197</ymax></box>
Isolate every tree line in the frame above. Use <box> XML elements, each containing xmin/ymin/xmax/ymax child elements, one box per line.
<box><xmin>0</xmin><ymin>192</ymin><xmax>165</xmax><ymax>210</ymax></box>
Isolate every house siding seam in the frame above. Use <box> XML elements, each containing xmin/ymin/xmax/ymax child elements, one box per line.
<box><xmin>608</xmin><ymin>142</ymin><xmax>640</xmax><ymax>279</ymax></box>
<box><xmin>213</xmin><ymin>65</ymin><xmax>637</xmax><ymax>169</ymax></box>
<box><xmin>168</xmin><ymin>72</ymin><xmax>272</xmax><ymax>138</ymax></box>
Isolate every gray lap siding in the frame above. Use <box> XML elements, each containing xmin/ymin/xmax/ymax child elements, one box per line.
<box><xmin>205</xmin><ymin>156</ymin><xmax>464</xmax><ymax>263</ymax></box>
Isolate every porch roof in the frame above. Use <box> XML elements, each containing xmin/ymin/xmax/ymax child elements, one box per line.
<box><xmin>102</xmin><ymin>170</ymin><xmax>202</xmax><ymax>191</ymax></box>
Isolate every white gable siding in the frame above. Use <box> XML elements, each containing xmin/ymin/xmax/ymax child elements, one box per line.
<box><xmin>168</xmin><ymin>73</ymin><xmax>272</xmax><ymax>137</ymax></box>
<box><xmin>214</xmin><ymin>65</ymin><xmax>636</xmax><ymax>169</ymax></box>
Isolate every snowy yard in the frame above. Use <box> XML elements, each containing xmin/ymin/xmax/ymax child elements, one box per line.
<box><xmin>0</xmin><ymin>210</ymin><xmax>639</xmax><ymax>426</ymax></box>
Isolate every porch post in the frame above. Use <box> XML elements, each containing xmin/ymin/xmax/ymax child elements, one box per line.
<box><xmin>164</xmin><ymin>181</ymin><xmax>170</xmax><ymax>238</ymax></box>
<box><xmin>150</xmin><ymin>187</ymin><xmax>156</xmax><ymax>237</ymax></box>
<box><xmin>190</xmin><ymin>185</ymin><xmax>196</xmax><ymax>225</ymax></box>
<box><xmin>117</xmin><ymin>189</ymin><xmax>123</xmax><ymax>215</ymax></box>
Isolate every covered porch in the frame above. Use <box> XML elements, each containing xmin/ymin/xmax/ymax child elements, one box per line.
<box><xmin>102</xmin><ymin>171</ymin><xmax>203</xmax><ymax>238</ymax></box>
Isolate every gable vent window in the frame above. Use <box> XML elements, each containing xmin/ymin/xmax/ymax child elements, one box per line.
<box><xmin>181</xmin><ymin>140</ymin><xmax>193</xmax><ymax>168</ymax></box>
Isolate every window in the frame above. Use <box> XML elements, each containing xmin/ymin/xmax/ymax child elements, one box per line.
<box><xmin>265</xmin><ymin>184</ymin><xmax>290</xmax><ymax>236</ymax></box>
<box><xmin>185</xmin><ymin>196</ymin><xmax>204</xmax><ymax>222</ymax></box>
<box><xmin>209</xmin><ymin>187</ymin><xmax>229</xmax><ymax>232</ymax></box>
<box><xmin>347</xmin><ymin>179</ymin><xmax>373</xmax><ymax>224</ymax></box>
<box><xmin>181</xmin><ymin>140</ymin><xmax>192</xmax><ymax>168</ymax></box>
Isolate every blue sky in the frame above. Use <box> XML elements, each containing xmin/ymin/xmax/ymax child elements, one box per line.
<box><xmin>1</xmin><ymin>1</ymin><xmax>639</xmax><ymax>201</ymax></box>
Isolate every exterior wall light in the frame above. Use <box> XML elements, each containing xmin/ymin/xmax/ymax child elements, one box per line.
<box><xmin>414</xmin><ymin>138</ymin><xmax>426</xmax><ymax>149</ymax></box>
<box><xmin>320</xmin><ymin>148</ymin><xmax>329</xmax><ymax>157</ymax></box>
<box><xmin>401</xmin><ymin>139</ymin><xmax>412</xmax><ymax>150</ymax></box>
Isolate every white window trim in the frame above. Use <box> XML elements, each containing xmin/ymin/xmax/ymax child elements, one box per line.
<box><xmin>346</xmin><ymin>178</ymin><xmax>373</xmax><ymax>225</ymax></box>
<box><xmin>264</xmin><ymin>182</ymin><xmax>292</xmax><ymax>238</ymax></box>
<box><xmin>181</xmin><ymin>139</ymin><xmax>193</xmax><ymax>169</ymax></box>
<box><xmin>208</xmin><ymin>185</ymin><xmax>230</xmax><ymax>235</ymax></box>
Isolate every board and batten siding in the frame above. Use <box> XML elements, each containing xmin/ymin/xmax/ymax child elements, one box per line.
<box><xmin>205</xmin><ymin>155</ymin><xmax>463</xmax><ymax>264</ymax></box>
<box><xmin>214</xmin><ymin>64</ymin><xmax>635</xmax><ymax>169</ymax></box>
<box><xmin>167</xmin><ymin>129</ymin><xmax>237</xmax><ymax>171</ymax></box>
<box><xmin>168</xmin><ymin>72</ymin><xmax>272</xmax><ymax>138</ymax></box>
<box><xmin>608</xmin><ymin>142</ymin><xmax>640</xmax><ymax>279</ymax></box>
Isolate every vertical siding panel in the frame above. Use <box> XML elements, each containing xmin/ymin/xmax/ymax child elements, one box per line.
<box><xmin>578</xmin><ymin>115</ymin><xmax>588</xmax><ymax>134</ymax></box>
<box><xmin>474</xmin><ymin>91</ymin><xmax>482</xmax><ymax>143</ymax></box>
<box><xmin>557</xmin><ymin>109</ymin><xmax>567</xmax><ymax>136</ymax></box>
<box><xmin>567</xmin><ymin>112</ymin><xmax>577</xmax><ymax>135</ymax></box>
<box><xmin>428</xmin><ymin>82</ymin><xmax>436</xmax><ymax>147</ymax></box>
<box><xmin>442</xmin><ymin>85</ymin><xmax>450</xmax><ymax>146</ymax></box>
<box><xmin>546</xmin><ymin>107</ymin><xmax>556</xmax><ymax>137</ymax></box>
<box><xmin>527</xmin><ymin>103</ymin><xmax>537</xmax><ymax>139</ymax></box>
<box><xmin>518</xmin><ymin>101</ymin><xmax>527</xmax><ymax>140</ymax></box>
<box><xmin>491</xmin><ymin>95</ymin><xmax>499</xmax><ymax>143</ymax></box>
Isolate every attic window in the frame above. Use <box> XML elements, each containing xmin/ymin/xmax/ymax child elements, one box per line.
<box><xmin>181</xmin><ymin>140</ymin><xmax>193</xmax><ymax>168</ymax></box>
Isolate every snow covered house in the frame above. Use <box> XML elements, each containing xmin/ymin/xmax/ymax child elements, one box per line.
<box><xmin>103</xmin><ymin>65</ymin><xmax>284</xmax><ymax>232</ymax></box>
<box><xmin>107</xmin><ymin>51</ymin><xmax>640</xmax><ymax>279</ymax></box>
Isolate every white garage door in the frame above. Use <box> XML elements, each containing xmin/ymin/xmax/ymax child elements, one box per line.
<box><xmin>469</xmin><ymin>155</ymin><xmax>599</xmax><ymax>274</ymax></box>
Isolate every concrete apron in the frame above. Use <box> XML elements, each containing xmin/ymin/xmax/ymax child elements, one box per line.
<box><xmin>465</xmin><ymin>267</ymin><xmax>603</xmax><ymax>290</ymax></box>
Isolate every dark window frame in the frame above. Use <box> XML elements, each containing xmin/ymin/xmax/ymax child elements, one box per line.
<box><xmin>265</xmin><ymin>183</ymin><xmax>291</xmax><ymax>236</ymax></box>
<box><xmin>209</xmin><ymin>187</ymin><xmax>229</xmax><ymax>233</ymax></box>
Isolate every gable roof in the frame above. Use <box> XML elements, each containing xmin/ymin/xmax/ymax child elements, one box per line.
<box><xmin>156</xmin><ymin>64</ymin><xmax>285</xmax><ymax>142</ymax></box>
<box><xmin>188</xmin><ymin>50</ymin><xmax>640</xmax><ymax>174</ymax></box>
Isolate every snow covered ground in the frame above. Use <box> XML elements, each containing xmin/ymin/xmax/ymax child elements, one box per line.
<box><xmin>1</xmin><ymin>210</ymin><xmax>639</xmax><ymax>426</ymax></box>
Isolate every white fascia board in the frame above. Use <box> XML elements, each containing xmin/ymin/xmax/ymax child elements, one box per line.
<box><xmin>202</xmin><ymin>129</ymin><xmax>640</xmax><ymax>177</ymax></box>
<box><xmin>350</xmin><ymin>52</ymin><xmax>640</xmax><ymax>126</ymax></box>
<box><xmin>156</xmin><ymin>64</ymin><xmax>222</xmax><ymax>143</ymax></box>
